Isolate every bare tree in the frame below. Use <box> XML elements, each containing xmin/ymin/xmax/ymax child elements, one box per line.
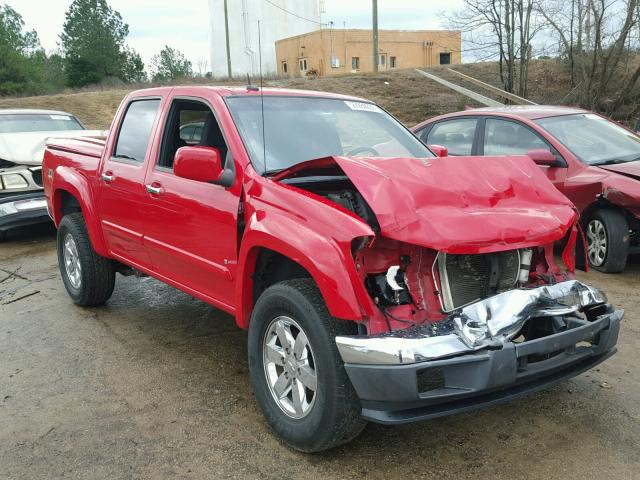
<box><xmin>447</xmin><ymin>0</ymin><xmax>537</xmax><ymax>96</ymax></box>
<box><xmin>537</xmin><ymin>0</ymin><xmax>640</xmax><ymax>113</ymax></box>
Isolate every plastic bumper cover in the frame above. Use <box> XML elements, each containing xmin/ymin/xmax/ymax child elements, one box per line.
<box><xmin>337</xmin><ymin>295</ymin><xmax>622</xmax><ymax>424</ymax></box>
<box><xmin>0</xmin><ymin>191</ymin><xmax>50</xmax><ymax>234</ymax></box>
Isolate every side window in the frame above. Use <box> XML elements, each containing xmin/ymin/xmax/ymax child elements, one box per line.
<box><xmin>426</xmin><ymin>119</ymin><xmax>478</xmax><ymax>156</ymax></box>
<box><xmin>484</xmin><ymin>118</ymin><xmax>548</xmax><ymax>156</ymax></box>
<box><xmin>114</xmin><ymin>99</ymin><xmax>161</xmax><ymax>162</ymax></box>
<box><xmin>158</xmin><ymin>99</ymin><xmax>228</xmax><ymax>170</ymax></box>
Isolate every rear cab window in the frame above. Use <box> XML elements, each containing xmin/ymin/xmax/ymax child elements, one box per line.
<box><xmin>113</xmin><ymin>99</ymin><xmax>161</xmax><ymax>163</ymax></box>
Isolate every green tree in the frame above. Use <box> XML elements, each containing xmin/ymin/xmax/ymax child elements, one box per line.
<box><xmin>0</xmin><ymin>4</ymin><xmax>44</xmax><ymax>95</ymax></box>
<box><xmin>60</xmin><ymin>0</ymin><xmax>145</xmax><ymax>87</ymax></box>
<box><xmin>121</xmin><ymin>46</ymin><xmax>146</xmax><ymax>83</ymax></box>
<box><xmin>150</xmin><ymin>45</ymin><xmax>193</xmax><ymax>82</ymax></box>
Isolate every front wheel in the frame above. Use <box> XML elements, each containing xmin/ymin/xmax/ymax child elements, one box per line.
<box><xmin>585</xmin><ymin>209</ymin><xmax>629</xmax><ymax>273</ymax></box>
<box><xmin>248</xmin><ymin>279</ymin><xmax>366</xmax><ymax>452</ymax></box>
<box><xmin>57</xmin><ymin>213</ymin><xmax>115</xmax><ymax>306</ymax></box>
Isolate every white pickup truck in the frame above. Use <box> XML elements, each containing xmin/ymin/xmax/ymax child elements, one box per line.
<box><xmin>0</xmin><ymin>109</ymin><xmax>104</xmax><ymax>240</ymax></box>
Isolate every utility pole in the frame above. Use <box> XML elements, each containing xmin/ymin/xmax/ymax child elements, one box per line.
<box><xmin>224</xmin><ymin>0</ymin><xmax>232</xmax><ymax>79</ymax></box>
<box><xmin>372</xmin><ymin>0</ymin><xmax>378</xmax><ymax>73</ymax></box>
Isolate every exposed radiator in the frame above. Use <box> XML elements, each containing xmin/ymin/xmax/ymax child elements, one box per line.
<box><xmin>437</xmin><ymin>250</ymin><xmax>520</xmax><ymax>311</ymax></box>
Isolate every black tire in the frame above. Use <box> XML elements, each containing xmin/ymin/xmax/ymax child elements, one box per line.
<box><xmin>57</xmin><ymin>213</ymin><xmax>115</xmax><ymax>306</ymax></box>
<box><xmin>585</xmin><ymin>209</ymin><xmax>629</xmax><ymax>273</ymax></box>
<box><xmin>248</xmin><ymin>278</ymin><xmax>366</xmax><ymax>452</ymax></box>
<box><xmin>0</xmin><ymin>230</ymin><xmax>5</xmax><ymax>242</ymax></box>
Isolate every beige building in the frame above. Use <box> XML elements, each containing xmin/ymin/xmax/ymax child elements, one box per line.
<box><xmin>275</xmin><ymin>29</ymin><xmax>461</xmax><ymax>77</ymax></box>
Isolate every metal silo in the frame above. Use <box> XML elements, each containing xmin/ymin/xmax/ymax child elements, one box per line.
<box><xmin>209</xmin><ymin>0</ymin><xmax>321</xmax><ymax>78</ymax></box>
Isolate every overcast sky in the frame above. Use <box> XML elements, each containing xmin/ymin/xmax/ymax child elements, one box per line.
<box><xmin>5</xmin><ymin>0</ymin><xmax>463</xmax><ymax>71</ymax></box>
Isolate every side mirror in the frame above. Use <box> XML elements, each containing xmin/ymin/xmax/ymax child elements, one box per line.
<box><xmin>428</xmin><ymin>144</ymin><xmax>449</xmax><ymax>157</ymax></box>
<box><xmin>174</xmin><ymin>146</ymin><xmax>223</xmax><ymax>183</ymax></box>
<box><xmin>527</xmin><ymin>148</ymin><xmax>557</xmax><ymax>166</ymax></box>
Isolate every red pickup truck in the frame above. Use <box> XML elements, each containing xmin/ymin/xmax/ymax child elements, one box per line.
<box><xmin>43</xmin><ymin>86</ymin><xmax>622</xmax><ymax>452</ymax></box>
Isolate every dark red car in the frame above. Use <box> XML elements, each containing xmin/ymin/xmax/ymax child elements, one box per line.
<box><xmin>413</xmin><ymin>106</ymin><xmax>640</xmax><ymax>272</ymax></box>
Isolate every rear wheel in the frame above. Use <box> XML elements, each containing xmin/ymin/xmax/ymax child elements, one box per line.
<box><xmin>248</xmin><ymin>278</ymin><xmax>366</xmax><ymax>452</ymax></box>
<box><xmin>585</xmin><ymin>209</ymin><xmax>629</xmax><ymax>273</ymax></box>
<box><xmin>57</xmin><ymin>213</ymin><xmax>115</xmax><ymax>306</ymax></box>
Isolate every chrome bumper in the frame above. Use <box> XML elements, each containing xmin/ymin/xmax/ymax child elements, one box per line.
<box><xmin>336</xmin><ymin>280</ymin><xmax>608</xmax><ymax>365</ymax></box>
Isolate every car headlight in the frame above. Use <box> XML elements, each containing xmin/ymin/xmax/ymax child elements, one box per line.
<box><xmin>0</xmin><ymin>173</ymin><xmax>29</xmax><ymax>189</ymax></box>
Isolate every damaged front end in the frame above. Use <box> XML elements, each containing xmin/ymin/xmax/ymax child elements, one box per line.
<box><xmin>275</xmin><ymin>154</ymin><xmax>622</xmax><ymax>423</ymax></box>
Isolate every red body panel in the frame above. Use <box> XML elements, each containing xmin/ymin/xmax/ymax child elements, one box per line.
<box><xmin>43</xmin><ymin>87</ymin><xmax>581</xmax><ymax>334</ymax></box>
<box><xmin>412</xmin><ymin>108</ymin><xmax>640</xmax><ymax>221</ymax></box>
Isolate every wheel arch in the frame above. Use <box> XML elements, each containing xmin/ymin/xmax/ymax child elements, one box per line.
<box><xmin>52</xmin><ymin>179</ymin><xmax>109</xmax><ymax>257</ymax></box>
<box><xmin>235</xmin><ymin>231</ymin><xmax>367</xmax><ymax>330</ymax></box>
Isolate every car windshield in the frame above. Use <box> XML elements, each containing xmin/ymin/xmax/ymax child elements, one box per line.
<box><xmin>225</xmin><ymin>96</ymin><xmax>432</xmax><ymax>173</ymax></box>
<box><xmin>535</xmin><ymin>113</ymin><xmax>640</xmax><ymax>165</ymax></box>
<box><xmin>0</xmin><ymin>113</ymin><xmax>85</xmax><ymax>133</ymax></box>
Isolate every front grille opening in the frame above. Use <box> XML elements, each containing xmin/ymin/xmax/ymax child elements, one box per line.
<box><xmin>417</xmin><ymin>367</ymin><xmax>445</xmax><ymax>393</ymax></box>
<box><xmin>31</xmin><ymin>168</ymin><xmax>43</xmax><ymax>187</ymax></box>
<box><xmin>438</xmin><ymin>250</ymin><xmax>520</xmax><ymax>311</ymax></box>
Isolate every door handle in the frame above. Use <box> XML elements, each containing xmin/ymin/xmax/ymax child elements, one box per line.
<box><xmin>101</xmin><ymin>172</ymin><xmax>114</xmax><ymax>183</ymax></box>
<box><xmin>146</xmin><ymin>183</ymin><xmax>163</xmax><ymax>195</ymax></box>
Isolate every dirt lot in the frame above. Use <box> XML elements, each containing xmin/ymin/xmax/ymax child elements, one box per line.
<box><xmin>0</xmin><ymin>225</ymin><xmax>638</xmax><ymax>479</ymax></box>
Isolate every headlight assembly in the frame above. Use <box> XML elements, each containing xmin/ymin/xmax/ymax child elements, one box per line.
<box><xmin>1</xmin><ymin>173</ymin><xmax>29</xmax><ymax>189</ymax></box>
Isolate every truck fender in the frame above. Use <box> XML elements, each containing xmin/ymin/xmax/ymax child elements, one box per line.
<box><xmin>51</xmin><ymin>166</ymin><xmax>109</xmax><ymax>257</ymax></box>
<box><xmin>235</xmin><ymin>212</ymin><xmax>368</xmax><ymax>329</ymax></box>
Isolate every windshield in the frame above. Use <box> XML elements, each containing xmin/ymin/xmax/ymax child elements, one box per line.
<box><xmin>535</xmin><ymin>113</ymin><xmax>640</xmax><ymax>165</ymax></box>
<box><xmin>225</xmin><ymin>96</ymin><xmax>432</xmax><ymax>173</ymax></box>
<box><xmin>0</xmin><ymin>114</ymin><xmax>85</xmax><ymax>133</ymax></box>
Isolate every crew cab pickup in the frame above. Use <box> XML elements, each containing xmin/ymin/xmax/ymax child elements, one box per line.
<box><xmin>43</xmin><ymin>87</ymin><xmax>622</xmax><ymax>452</ymax></box>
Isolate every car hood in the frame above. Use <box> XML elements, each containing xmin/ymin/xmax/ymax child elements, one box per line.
<box><xmin>275</xmin><ymin>155</ymin><xmax>578</xmax><ymax>254</ymax></box>
<box><xmin>598</xmin><ymin>160</ymin><xmax>640</xmax><ymax>181</ymax></box>
<box><xmin>0</xmin><ymin>130</ymin><xmax>106</xmax><ymax>166</ymax></box>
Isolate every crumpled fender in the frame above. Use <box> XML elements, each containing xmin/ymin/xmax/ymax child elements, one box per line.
<box><xmin>565</xmin><ymin>167</ymin><xmax>640</xmax><ymax>215</ymax></box>
<box><xmin>235</xmin><ymin>178</ymin><xmax>375</xmax><ymax>328</ymax></box>
<box><xmin>49</xmin><ymin>163</ymin><xmax>109</xmax><ymax>257</ymax></box>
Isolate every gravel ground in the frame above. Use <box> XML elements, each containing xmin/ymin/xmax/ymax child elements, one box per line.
<box><xmin>1</xmin><ymin>225</ymin><xmax>639</xmax><ymax>480</ymax></box>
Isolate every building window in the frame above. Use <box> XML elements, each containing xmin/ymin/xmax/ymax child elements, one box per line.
<box><xmin>390</xmin><ymin>56</ymin><xmax>397</xmax><ymax>69</ymax></box>
<box><xmin>331</xmin><ymin>55</ymin><xmax>340</xmax><ymax>68</ymax></box>
<box><xmin>379</xmin><ymin>54</ymin><xmax>385</xmax><ymax>66</ymax></box>
<box><xmin>351</xmin><ymin>57</ymin><xmax>360</xmax><ymax>70</ymax></box>
<box><xmin>282</xmin><ymin>61</ymin><xmax>288</xmax><ymax>74</ymax></box>
<box><xmin>299</xmin><ymin>58</ymin><xmax>308</xmax><ymax>72</ymax></box>
<box><xmin>439</xmin><ymin>52</ymin><xmax>451</xmax><ymax>65</ymax></box>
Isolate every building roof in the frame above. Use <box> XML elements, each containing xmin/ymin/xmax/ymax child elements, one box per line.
<box><xmin>275</xmin><ymin>28</ymin><xmax>461</xmax><ymax>43</ymax></box>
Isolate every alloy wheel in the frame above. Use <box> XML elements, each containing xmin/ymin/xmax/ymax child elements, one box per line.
<box><xmin>63</xmin><ymin>233</ymin><xmax>82</xmax><ymax>289</ymax></box>
<box><xmin>586</xmin><ymin>219</ymin><xmax>607</xmax><ymax>267</ymax></box>
<box><xmin>263</xmin><ymin>315</ymin><xmax>318</xmax><ymax>419</ymax></box>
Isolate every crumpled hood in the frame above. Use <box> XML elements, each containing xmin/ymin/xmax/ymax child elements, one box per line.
<box><xmin>598</xmin><ymin>160</ymin><xmax>640</xmax><ymax>181</ymax></box>
<box><xmin>0</xmin><ymin>130</ymin><xmax>106</xmax><ymax>166</ymax></box>
<box><xmin>277</xmin><ymin>155</ymin><xmax>578</xmax><ymax>254</ymax></box>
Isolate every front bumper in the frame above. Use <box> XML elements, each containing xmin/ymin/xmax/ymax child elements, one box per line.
<box><xmin>336</xmin><ymin>281</ymin><xmax>622</xmax><ymax>424</ymax></box>
<box><xmin>0</xmin><ymin>191</ymin><xmax>51</xmax><ymax>234</ymax></box>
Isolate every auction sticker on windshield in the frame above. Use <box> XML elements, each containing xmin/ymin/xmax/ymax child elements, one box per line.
<box><xmin>344</xmin><ymin>101</ymin><xmax>382</xmax><ymax>113</ymax></box>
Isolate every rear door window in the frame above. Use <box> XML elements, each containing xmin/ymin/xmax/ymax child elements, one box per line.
<box><xmin>483</xmin><ymin>118</ymin><xmax>548</xmax><ymax>156</ymax></box>
<box><xmin>424</xmin><ymin>118</ymin><xmax>478</xmax><ymax>156</ymax></box>
<box><xmin>114</xmin><ymin>99</ymin><xmax>161</xmax><ymax>163</ymax></box>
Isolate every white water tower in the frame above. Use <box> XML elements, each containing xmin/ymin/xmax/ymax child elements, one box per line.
<box><xmin>209</xmin><ymin>0</ymin><xmax>321</xmax><ymax>78</ymax></box>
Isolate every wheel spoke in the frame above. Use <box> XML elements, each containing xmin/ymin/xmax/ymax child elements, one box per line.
<box><xmin>291</xmin><ymin>380</ymin><xmax>304</xmax><ymax>415</ymax></box>
<box><xmin>265</xmin><ymin>342</ymin><xmax>285</xmax><ymax>365</ymax></box>
<box><xmin>275</xmin><ymin>320</ymin><xmax>291</xmax><ymax>350</ymax></box>
<box><xmin>293</xmin><ymin>330</ymin><xmax>308</xmax><ymax>359</ymax></box>
<box><xmin>273</xmin><ymin>371</ymin><xmax>291</xmax><ymax>398</ymax></box>
<box><xmin>298</xmin><ymin>365</ymin><xmax>317</xmax><ymax>391</ymax></box>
